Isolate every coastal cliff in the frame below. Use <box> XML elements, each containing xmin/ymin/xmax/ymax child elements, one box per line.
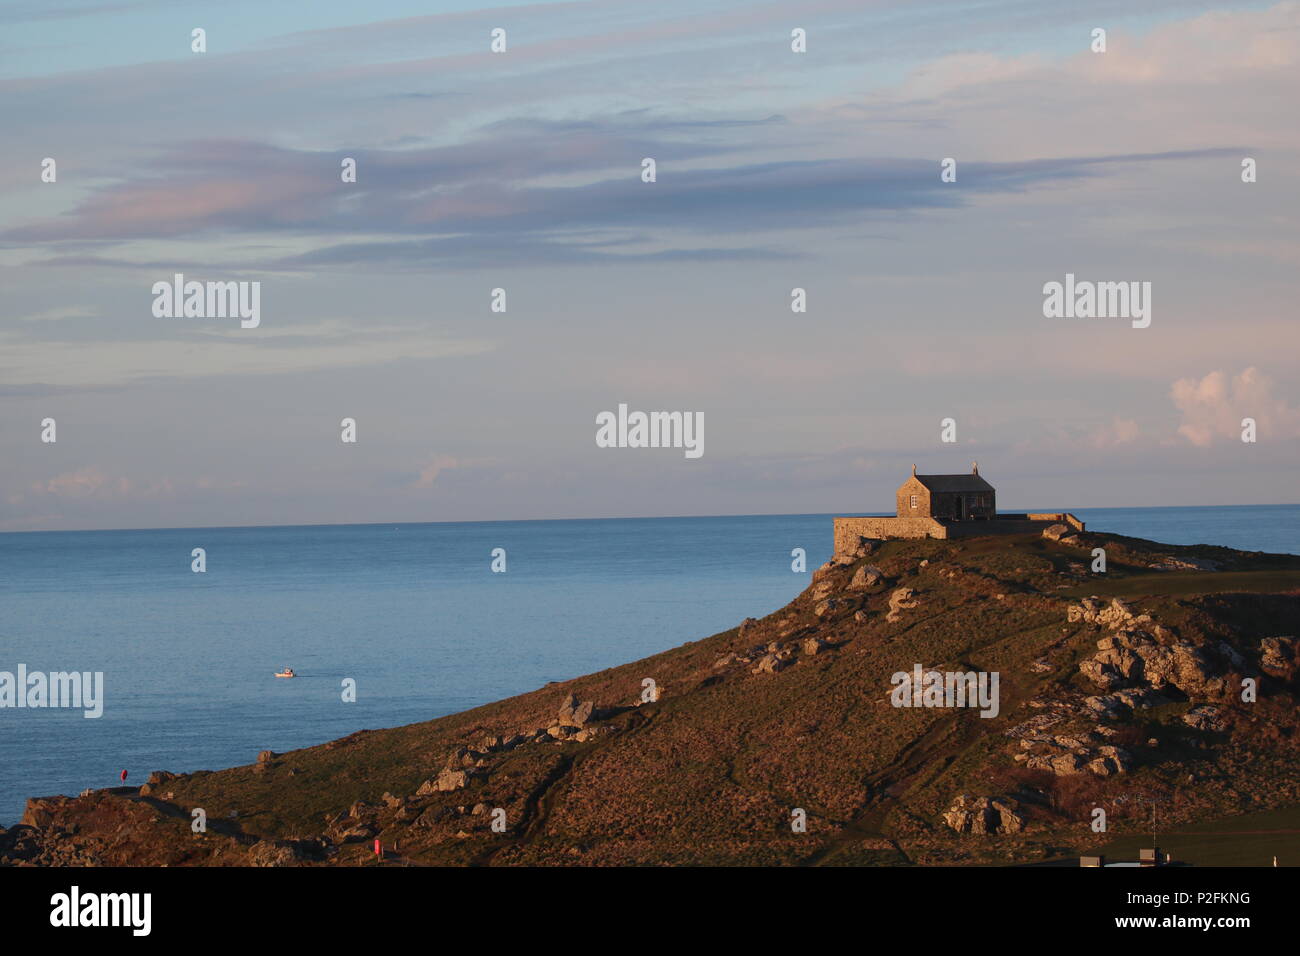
<box><xmin>4</xmin><ymin>528</ymin><xmax>1299</xmax><ymax>866</ymax></box>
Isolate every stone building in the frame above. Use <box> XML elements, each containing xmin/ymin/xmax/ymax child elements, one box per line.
<box><xmin>833</xmin><ymin>464</ymin><xmax>1083</xmax><ymax>548</ymax></box>
<box><xmin>896</xmin><ymin>463</ymin><xmax>996</xmax><ymax>522</ymax></box>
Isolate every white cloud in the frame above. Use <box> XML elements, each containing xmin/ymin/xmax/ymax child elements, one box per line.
<box><xmin>1171</xmin><ymin>366</ymin><xmax>1300</xmax><ymax>446</ymax></box>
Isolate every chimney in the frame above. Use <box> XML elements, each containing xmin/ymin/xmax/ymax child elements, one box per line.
<box><xmin>911</xmin><ymin>463</ymin><xmax>917</xmax><ymax>476</ymax></box>
<box><xmin>972</xmin><ymin>461</ymin><xmax>978</xmax><ymax>475</ymax></box>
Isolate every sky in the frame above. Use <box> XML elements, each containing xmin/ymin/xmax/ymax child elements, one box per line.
<box><xmin>1</xmin><ymin>0</ymin><xmax>1297</xmax><ymax>531</ymax></box>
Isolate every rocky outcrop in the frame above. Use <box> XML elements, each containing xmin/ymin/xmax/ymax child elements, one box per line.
<box><xmin>752</xmin><ymin>653</ymin><xmax>789</xmax><ymax>675</ymax></box>
<box><xmin>1084</xmin><ymin>746</ymin><xmax>1133</xmax><ymax>777</ymax></box>
<box><xmin>480</xmin><ymin>733</ymin><xmax>526</xmax><ymax>753</ymax></box>
<box><xmin>1083</xmin><ymin>685</ymin><xmax>1171</xmax><ymax>721</ymax></box>
<box><xmin>1260</xmin><ymin>636</ymin><xmax>1297</xmax><ymax>676</ymax></box>
<box><xmin>248</xmin><ymin>840</ymin><xmax>302</xmax><ymax>867</ymax></box>
<box><xmin>1014</xmin><ymin>731</ymin><xmax>1133</xmax><ymax>777</ymax></box>
<box><xmin>1183</xmin><ymin>705</ymin><xmax>1228</xmax><ymax>732</ymax></box>
<box><xmin>558</xmin><ymin>693</ymin><xmax>595</xmax><ymax>726</ymax></box>
<box><xmin>811</xmin><ymin>561</ymin><xmax>836</xmax><ymax>584</ymax></box>
<box><xmin>1068</xmin><ymin>597</ymin><xmax>1152</xmax><ymax>630</ymax></box>
<box><xmin>886</xmin><ymin>587</ymin><xmax>920</xmax><ymax>623</ymax></box>
<box><xmin>21</xmin><ymin>796</ymin><xmax>72</xmax><ymax>829</ymax></box>
<box><xmin>1042</xmin><ymin>524</ymin><xmax>1077</xmax><ymax>543</ymax></box>
<box><xmin>802</xmin><ymin>637</ymin><xmax>828</xmax><ymax>656</ymax></box>
<box><xmin>1075</xmin><ymin>598</ymin><xmax>1228</xmax><ymax>702</ymax></box>
<box><xmin>849</xmin><ymin>565</ymin><xmax>884</xmax><ymax>590</ymax></box>
<box><xmin>0</xmin><ymin>823</ymin><xmax>40</xmax><ymax>863</ymax></box>
<box><xmin>835</xmin><ymin>535</ymin><xmax>880</xmax><ymax>562</ymax></box>
<box><xmin>813</xmin><ymin>598</ymin><xmax>841</xmax><ymax>618</ymax></box>
<box><xmin>1150</xmin><ymin>556</ymin><xmax>1220</xmax><ymax>571</ymax></box>
<box><xmin>1080</xmin><ymin>633</ymin><xmax>1147</xmax><ymax>689</ymax></box>
<box><xmin>1140</xmin><ymin>642</ymin><xmax>1224</xmax><ymax>698</ymax></box>
<box><xmin>943</xmin><ymin>795</ymin><xmax>1025</xmax><ymax>834</ymax></box>
<box><xmin>416</xmin><ymin>769</ymin><xmax>470</xmax><ymax>795</ymax></box>
<box><xmin>138</xmin><ymin>770</ymin><xmax>178</xmax><ymax>797</ymax></box>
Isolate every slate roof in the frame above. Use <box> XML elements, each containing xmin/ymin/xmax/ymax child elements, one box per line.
<box><xmin>911</xmin><ymin>473</ymin><xmax>995</xmax><ymax>494</ymax></box>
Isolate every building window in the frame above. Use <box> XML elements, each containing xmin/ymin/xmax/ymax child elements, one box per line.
<box><xmin>909</xmin><ymin>495</ymin><xmax>918</xmax><ymax>509</ymax></box>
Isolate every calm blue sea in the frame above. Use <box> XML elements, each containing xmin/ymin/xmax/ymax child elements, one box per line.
<box><xmin>1</xmin><ymin>505</ymin><xmax>1295</xmax><ymax>825</ymax></box>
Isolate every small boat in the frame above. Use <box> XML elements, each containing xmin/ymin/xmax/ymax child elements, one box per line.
<box><xmin>275</xmin><ymin>668</ymin><xmax>296</xmax><ymax>679</ymax></box>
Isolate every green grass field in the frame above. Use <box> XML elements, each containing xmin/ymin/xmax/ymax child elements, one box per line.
<box><xmin>1096</xmin><ymin>805</ymin><xmax>1300</xmax><ymax>866</ymax></box>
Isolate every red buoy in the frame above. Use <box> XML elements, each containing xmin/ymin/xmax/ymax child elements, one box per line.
<box><xmin>120</xmin><ymin>769</ymin><xmax>128</xmax><ymax>783</ymax></box>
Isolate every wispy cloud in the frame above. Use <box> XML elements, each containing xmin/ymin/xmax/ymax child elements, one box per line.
<box><xmin>5</xmin><ymin>131</ymin><xmax>1232</xmax><ymax>272</ymax></box>
<box><xmin>0</xmin><ymin>327</ymin><xmax>497</xmax><ymax>387</ymax></box>
<box><xmin>14</xmin><ymin>304</ymin><xmax>96</xmax><ymax>321</ymax></box>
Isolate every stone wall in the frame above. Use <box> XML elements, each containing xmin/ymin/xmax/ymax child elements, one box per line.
<box><xmin>1026</xmin><ymin>512</ymin><xmax>1086</xmax><ymax>532</ymax></box>
<box><xmin>833</xmin><ymin>513</ymin><xmax>1086</xmax><ymax>551</ymax></box>
<box><xmin>834</xmin><ymin>516</ymin><xmax>946</xmax><ymax>552</ymax></box>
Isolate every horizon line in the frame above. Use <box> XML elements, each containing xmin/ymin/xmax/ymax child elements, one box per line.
<box><xmin>2</xmin><ymin>502</ymin><xmax>1297</xmax><ymax>536</ymax></box>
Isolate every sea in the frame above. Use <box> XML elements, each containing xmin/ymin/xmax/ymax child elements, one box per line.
<box><xmin>1</xmin><ymin>505</ymin><xmax>1296</xmax><ymax>825</ymax></box>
